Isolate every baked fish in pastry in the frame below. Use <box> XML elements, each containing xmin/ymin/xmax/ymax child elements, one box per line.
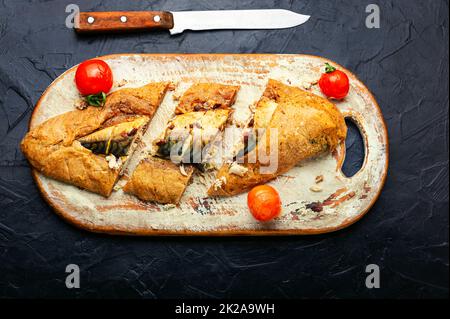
<box><xmin>175</xmin><ymin>83</ymin><xmax>239</xmax><ymax>114</ymax></box>
<box><xmin>78</xmin><ymin>116</ymin><xmax>149</xmax><ymax>158</ymax></box>
<box><xmin>21</xmin><ymin>82</ymin><xmax>170</xmax><ymax>197</ymax></box>
<box><xmin>208</xmin><ymin>79</ymin><xmax>347</xmax><ymax>196</ymax></box>
<box><xmin>156</xmin><ymin>108</ymin><xmax>232</xmax><ymax>164</ymax></box>
<box><xmin>124</xmin><ymin>83</ymin><xmax>239</xmax><ymax>205</ymax></box>
<box><xmin>123</xmin><ymin>157</ymin><xmax>194</xmax><ymax>205</ymax></box>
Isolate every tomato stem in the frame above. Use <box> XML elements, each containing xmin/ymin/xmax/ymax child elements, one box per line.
<box><xmin>85</xmin><ymin>92</ymin><xmax>106</xmax><ymax>107</ymax></box>
<box><xmin>324</xmin><ymin>63</ymin><xmax>336</xmax><ymax>73</ymax></box>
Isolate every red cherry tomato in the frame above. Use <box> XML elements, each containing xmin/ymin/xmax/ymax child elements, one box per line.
<box><xmin>75</xmin><ymin>59</ymin><xmax>113</xmax><ymax>96</ymax></box>
<box><xmin>318</xmin><ymin>63</ymin><xmax>350</xmax><ymax>100</ymax></box>
<box><xmin>247</xmin><ymin>185</ymin><xmax>282</xmax><ymax>222</ymax></box>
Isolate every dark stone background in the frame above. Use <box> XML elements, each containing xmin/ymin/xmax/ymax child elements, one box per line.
<box><xmin>0</xmin><ymin>0</ymin><xmax>448</xmax><ymax>298</ymax></box>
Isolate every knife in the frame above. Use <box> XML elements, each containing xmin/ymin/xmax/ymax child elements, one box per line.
<box><xmin>74</xmin><ymin>9</ymin><xmax>310</xmax><ymax>34</ymax></box>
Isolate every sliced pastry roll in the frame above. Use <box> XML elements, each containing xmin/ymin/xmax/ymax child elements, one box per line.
<box><xmin>21</xmin><ymin>82</ymin><xmax>171</xmax><ymax>197</ymax></box>
<box><xmin>155</xmin><ymin>82</ymin><xmax>239</xmax><ymax>165</ymax></box>
<box><xmin>208</xmin><ymin>79</ymin><xmax>347</xmax><ymax>196</ymax></box>
<box><xmin>123</xmin><ymin>83</ymin><xmax>240</xmax><ymax>205</ymax></box>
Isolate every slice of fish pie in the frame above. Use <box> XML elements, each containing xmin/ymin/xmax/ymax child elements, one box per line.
<box><xmin>21</xmin><ymin>82</ymin><xmax>171</xmax><ymax>197</ymax></box>
<box><xmin>175</xmin><ymin>83</ymin><xmax>240</xmax><ymax>114</ymax></box>
<box><xmin>208</xmin><ymin>79</ymin><xmax>347</xmax><ymax>196</ymax></box>
<box><xmin>155</xmin><ymin>108</ymin><xmax>232</xmax><ymax>164</ymax></box>
<box><xmin>78</xmin><ymin>116</ymin><xmax>148</xmax><ymax>158</ymax></box>
<box><xmin>123</xmin><ymin>157</ymin><xmax>194</xmax><ymax>205</ymax></box>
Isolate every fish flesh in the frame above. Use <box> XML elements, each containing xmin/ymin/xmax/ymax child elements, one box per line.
<box><xmin>156</xmin><ymin>109</ymin><xmax>232</xmax><ymax>163</ymax></box>
<box><xmin>79</xmin><ymin>116</ymin><xmax>148</xmax><ymax>157</ymax></box>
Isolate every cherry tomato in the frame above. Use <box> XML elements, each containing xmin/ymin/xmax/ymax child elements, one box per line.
<box><xmin>247</xmin><ymin>185</ymin><xmax>282</xmax><ymax>222</ymax></box>
<box><xmin>75</xmin><ymin>59</ymin><xmax>113</xmax><ymax>96</ymax></box>
<box><xmin>318</xmin><ymin>63</ymin><xmax>350</xmax><ymax>100</ymax></box>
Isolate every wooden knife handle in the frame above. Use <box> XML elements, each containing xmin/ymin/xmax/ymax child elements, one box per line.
<box><xmin>75</xmin><ymin>11</ymin><xmax>174</xmax><ymax>33</ymax></box>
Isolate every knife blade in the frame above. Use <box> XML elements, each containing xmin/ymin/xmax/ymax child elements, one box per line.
<box><xmin>74</xmin><ymin>9</ymin><xmax>310</xmax><ymax>34</ymax></box>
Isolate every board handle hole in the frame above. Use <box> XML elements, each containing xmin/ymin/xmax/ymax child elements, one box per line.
<box><xmin>341</xmin><ymin>118</ymin><xmax>365</xmax><ymax>177</ymax></box>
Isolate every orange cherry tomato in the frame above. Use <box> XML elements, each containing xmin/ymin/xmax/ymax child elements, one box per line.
<box><xmin>318</xmin><ymin>63</ymin><xmax>350</xmax><ymax>100</ymax></box>
<box><xmin>247</xmin><ymin>185</ymin><xmax>282</xmax><ymax>222</ymax></box>
<box><xmin>75</xmin><ymin>59</ymin><xmax>113</xmax><ymax>96</ymax></box>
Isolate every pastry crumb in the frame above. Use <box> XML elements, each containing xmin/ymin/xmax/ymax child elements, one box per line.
<box><xmin>161</xmin><ymin>204</ymin><xmax>176</xmax><ymax>211</ymax></box>
<box><xmin>74</xmin><ymin>98</ymin><xmax>88</xmax><ymax>110</ymax></box>
<box><xmin>229</xmin><ymin>162</ymin><xmax>248</xmax><ymax>177</ymax></box>
<box><xmin>301</xmin><ymin>81</ymin><xmax>313</xmax><ymax>90</ymax></box>
<box><xmin>117</xmin><ymin>79</ymin><xmax>128</xmax><ymax>87</ymax></box>
<box><xmin>106</xmin><ymin>155</ymin><xmax>122</xmax><ymax>170</ymax></box>
<box><xmin>213</xmin><ymin>176</ymin><xmax>227</xmax><ymax>190</ymax></box>
<box><xmin>167</xmin><ymin>82</ymin><xmax>177</xmax><ymax>91</ymax></box>
<box><xmin>172</xmin><ymin>93</ymin><xmax>181</xmax><ymax>101</ymax></box>
<box><xmin>179</xmin><ymin>164</ymin><xmax>188</xmax><ymax>176</ymax></box>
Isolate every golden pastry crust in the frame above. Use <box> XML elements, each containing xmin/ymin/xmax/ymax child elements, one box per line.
<box><xmin>105</xmin><ymin>82</ymin><xmax>169</xmax><ymax>117</ymax></box>
<box><xmin>21</xmin><ymin>82</ymin><xmax>170</xmax><ymax>197</ymax></box>
<box><xmin>208</xmin><ymin>79</ymin><xmax>347</xmax><ymax>196</ymax></box>
<box><xmin>175</xmin><ymin>83</ymin><xmax>240</xmax><ymax>114</ymax></box>
<box><xmin>123</xmin><ymin>157</ymin><xmax>194</xmax><ymax>204</ymax></box>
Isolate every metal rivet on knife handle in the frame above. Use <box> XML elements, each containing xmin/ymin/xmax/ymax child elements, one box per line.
<box><xmin>87</xmin><ymin>16</ymin><xmax>95</xmax><ymax>24</ymax></box>
<box><xmin>120</xmin><ymin>16</ymin><xmax>127</xmax><ymax>23</ymax></box>
<box><xmin>153</xmin><ymin>15</ymin><xmax>161</xmax><ymax>23</ymax></box>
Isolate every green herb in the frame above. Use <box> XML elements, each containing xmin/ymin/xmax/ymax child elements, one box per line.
<box><xmin>85</xmin><ymin>92</ymin><xmax>106</xmax><ymax>107</ymax></box>
<box><xmin>324</xmin><ymin>63</ymin><xmax>336</xmax><ymax>73</ymax></box>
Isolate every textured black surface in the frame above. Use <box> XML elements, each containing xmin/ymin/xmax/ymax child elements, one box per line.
<box><xmin>0</xmin><ymin>0</ymin><xmax>448</xmax><ymax>299</ymax></box>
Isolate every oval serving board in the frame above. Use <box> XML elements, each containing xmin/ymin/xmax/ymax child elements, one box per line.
<box><xmin>29</xmin><ymin>54</ymin><xmax>388</xmax><ymax>235</ymax></box>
